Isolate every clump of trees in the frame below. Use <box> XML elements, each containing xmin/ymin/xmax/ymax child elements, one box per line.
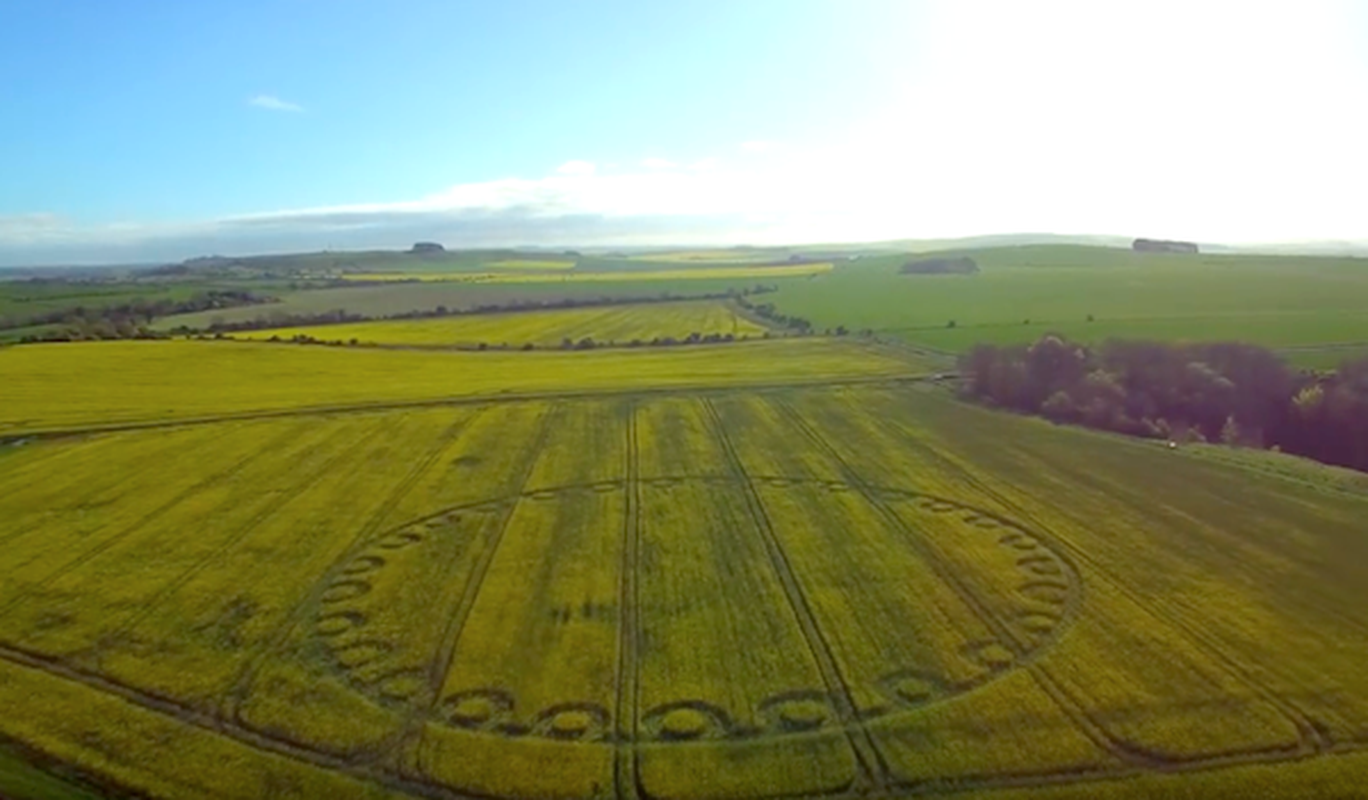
<box><xmin>1285</xmin><ymin>361</ymin><xmax>1368</xmax><ymax>472</ymax></box>
<box><xmin>899</xmin><ymin>257</ymin><xmax>979</xmax><ymax>275</ymax></box>
<box><xmin>961</xmin><ymin>334</ymin><xmax>1368</xmax><ymax>473</ymax></box>
<box><xmin>1132</xmin><ymin>238</ymin><xmax>1199</xmax><ymax>254</ymax></box>
<box><xmin>735</xmin><ymin>296</ymin><xmax>813</xmax><ymax>333</ymax></box>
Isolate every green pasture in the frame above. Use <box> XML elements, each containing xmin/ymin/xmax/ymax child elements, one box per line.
<box><xmin>769</xmin><ymin>245</ymin><xmax>1368</xmax><ymax>367</ymax></box>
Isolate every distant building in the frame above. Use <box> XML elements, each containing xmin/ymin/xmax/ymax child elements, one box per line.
<box><xmin>410</xmin><ymin>241</ymin><xmax>445</xmax><ymax>254</ymax></box>
<box><xmin>1133</xmin><ymin>238</ymin><xmax>1199</xmax><ymax>254</ymax></box>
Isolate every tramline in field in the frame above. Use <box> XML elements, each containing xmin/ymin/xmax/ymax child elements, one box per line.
<box><xmin>0</xmin><ymin>374</ymin><xmax>1366</xmax><ymax>799</ymax></box>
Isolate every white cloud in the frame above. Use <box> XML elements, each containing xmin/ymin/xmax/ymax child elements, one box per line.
<box><xmin>248</xmin><ymin>94</ymin><xmax>304</xmax><ymax>113</ymax></box>
<box><xmin>554</xmin><ymin>160</ymin><xmax>596</xmax><ymax>176</ymax></box>
<box><xmin>0</xmin><ymin>162</ymin><xmax>845</xmax><ymax>264</ymax></box>
<box><xmin>0</xmin><ymin>213</ymin><xmax>65</xmax><ymax>242</ymax></box>
<box><xmin>7</xmin><ymin>1</ymin><xmax>1368</xmax><ymax>265</ymax></box>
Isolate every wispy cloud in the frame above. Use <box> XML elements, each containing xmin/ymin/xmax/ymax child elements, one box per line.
<box><xmin>640</xmin><ymin>158</ymin><xmax>676</xmax><ymax>170</ymax></box>
<box><xmin>740</xmin><ymin>140</ymin><xmax>777</xmax><ymax>153</ymax></box>
<box><xmin>248</xmin><ymin>94</ymin><xmax>304</xmax><ymax>113</ymax></box>
<box><xmin>0</xmin><ymin>213</ymin><xmax>64</xmax><ymax>240</ymax></box>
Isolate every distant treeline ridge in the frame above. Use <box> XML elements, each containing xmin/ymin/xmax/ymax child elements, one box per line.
<box><xmin>899</xmin><ymin>257</ymin><xmax>980</xmax><ymax>275</ymax></box>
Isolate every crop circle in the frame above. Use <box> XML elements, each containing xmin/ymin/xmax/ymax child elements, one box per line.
<box><xmin>316</xmin><ymin>475</ymin><xmax>1080</xmax><ymax>748</ymax></box>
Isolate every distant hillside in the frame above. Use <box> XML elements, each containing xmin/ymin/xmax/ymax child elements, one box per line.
<box><xmin>873</xmin><ymin>233</ymin><xmax>1135</xmax><ymax>253</ymax></box>
<box><xmin>0</xmin><ymin>264</ymin><xmax>142</xmax><ymax>279</ymax></box>
<box><xmin>866</xmin><ymin>234</ymin><xmax>1368</xmax><ymax>258</ymax></box>
<box><xmin>1219</xmin><ymin>241</ymin><xmax>1368</xmax><ymax>257</ymax></box>
<box><xmin>141</xmin><ymin>248</ymin><xmax>525</xmax><ymax>279</ymax></box>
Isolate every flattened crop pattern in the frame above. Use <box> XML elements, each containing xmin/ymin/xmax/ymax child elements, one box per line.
<box><xmin>0</xmin><ymin>387</ymin><xmax>1364</xmax><ymax>799</ymax></box>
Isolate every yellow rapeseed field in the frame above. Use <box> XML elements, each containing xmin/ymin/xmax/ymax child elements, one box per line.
<box><xmin>485</xmin><ymin>259</ymin><xmax>577</xmax><ymax>270</ymax></box>
<box><xmin>233</xmin><ymin>300</ymin><xmax>766</xmax><ymax>347</ymax></box>
<box><xmin>0</xmin><ymin>344</ymin><xmax>1365</xmax><ymax>799</ymax></box>
<box><xmin>0</xmin><ymin>337</ymin><xmax>920</xmax><ymax>434</ymax></box>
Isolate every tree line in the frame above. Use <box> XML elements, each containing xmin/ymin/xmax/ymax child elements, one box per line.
<box><xmin>247</xmin><ymin>329</ymin><xmax>759</xmax><ymax>352</ymax></box>
<box><xmin>735</xmin><ymin>297</ymin><xmax>814</xmax><ymax>333</ymax></box>
<box><xmin>961</xmin><ymin>334</ymin><xmax>1368</xmax><ymax>473</ymax></box>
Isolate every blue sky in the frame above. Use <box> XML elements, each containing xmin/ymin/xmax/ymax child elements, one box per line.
<box><xmin>2</xmin><ymin>0</ymin><xmax>1367</xmax><ymax>264</ymax></box>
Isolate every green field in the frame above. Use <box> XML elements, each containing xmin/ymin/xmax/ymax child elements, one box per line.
<box><xmin>0</xmin><ymin>323</ymin><xmax>63</xmax><ymax>345</ymax></box>
<box><xmin>171</xmin><ymin>248</ymin><xmax>531</xmax><ymax>277</ymax></box>
<box><xmin>0</xmin><ymin>280</ymin><xmax>184</xmax><ymax>322</ymax></box>
<box><xmin>153</xmin><ymin>276</ymin><xmax>809</xmax><ymax>331</ymax></box>
<box><xmin>0</xmin><ymin>278</ymin><xmax>279</xmax><ymax>329</ymax></box>
<box><xmin>232</xmin><ymin>300</ymin><xmax>766</xmax><ymax>347</ymax></box>
<box><xmin>767</xmin><ymin>246</ymin><xmax>1368</xmax><ymax>366</ymax></box>
<box><xmin>485</xmin><ymin>259</ymin><xmax>577</xmax><ymax>270</ymax></box>
<box><xmin>0</xmin><ymin>738</ymin><xmax>103</xmax><ymax>800</ymax></box>
<box><xmin>0</xmin><ymin>341</ymin><xmax>1366</xmax><ymax>798</ymax></box>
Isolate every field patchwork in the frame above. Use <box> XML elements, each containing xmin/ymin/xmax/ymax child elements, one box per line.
<box><xmin>340</xmin><ymin>263</ymin><xmax>833</xmax><ymax>284</ymax></box>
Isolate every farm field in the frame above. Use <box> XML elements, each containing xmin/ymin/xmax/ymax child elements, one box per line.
<box><xmin>0</xmin><ymin>278</ymin><xmax>288</xmax><ymax>331</ymax></box>
<box><xmin>232</xmin><ymin>300</ymin><xmax>766</xmax><ymax>347</ymax></box>
<box><xmin>152</xmin><ymin>275</ymin><xmax>812</xmax><ymax>331</ymax></box>
<box><xmin>0</xmin><ymin>378</ymin><xmax>1366</xmax><ymax>798</ymax></box>
<box><xmin>620</xmin><ymin>249</ymin><xmax>790</xmax><ymax>264</ymax></box>
<box><xmin>0</xmin><ymin>323</ymin><xmax>61</xmax><ymax>344</ymax></box>
<box><xmin>0</xmin><ymin>338</ymin><xmax>923</xmax><ymax>435</ymax></box>
<box><xmin>0</xmin><ymin>280</ymin><xmax>196</xmax><ymax>323</ymax></box>
<box><xmin>169</xmin><ymin>248</ymin><xmax>792</xmax><ymax>278</ymax></box>
<box><xmin>340</xmin><ymin>262</ymin><xmax>832</xmax><ymax>284</ymax></box>
<box><xmin>484</xmin><ymin>259</ymin><xmax>576</xmax><ymax>270</ymax></box>
<box><xmin>768</xmin><ymin>246</ymin><xmax>1368</xmax><ymax>366</ymax></box>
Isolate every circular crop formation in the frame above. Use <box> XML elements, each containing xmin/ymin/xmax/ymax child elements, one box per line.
<box><xmin>306</xmin><ymin>475</ymin><xmax>1080</xmax><ymax>748</ymax></box>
